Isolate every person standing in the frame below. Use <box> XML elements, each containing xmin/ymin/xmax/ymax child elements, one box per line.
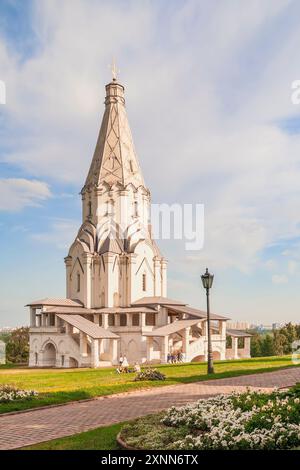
<box><xmin>122</xmin><ymin>355</ymin><xmax>129</xmax><ymax>373</ymax></box>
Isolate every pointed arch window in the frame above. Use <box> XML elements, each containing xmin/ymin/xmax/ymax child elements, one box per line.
<box><xmin>134</xmin><ymin>201</ymin><xmax>139</xmax><ymax>217</ymax></box>
<box><xmin>142</xmin><ymin>273</ymin><xmax>147</xmax><ymax>292</ymax></box>
<box><xmin>107</xmin><ymin>199</ymin><xmax>115</xmax><ymax>216</ymax></box>
<box><xmin>77</xmin><ymin>273</ymin><xmax>80</xmax><ymax>292</ymax></box>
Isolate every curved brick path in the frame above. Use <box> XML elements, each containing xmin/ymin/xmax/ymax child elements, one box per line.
<box><xmin>1</xmin><ymin>367</ymin><xmax>300</xmax><ymax>449</ymax></box>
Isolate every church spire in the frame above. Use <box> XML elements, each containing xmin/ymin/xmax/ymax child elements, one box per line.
<box><xmin>82</xmin><ymin>75</ymin><xmax>146</xmax><ymax>192</ymax></box>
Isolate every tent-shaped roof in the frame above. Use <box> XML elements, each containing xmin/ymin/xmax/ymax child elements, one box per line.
<box><xmin>143</xmin><ymin>319</ymin><xmax>201</xmax><ymax>337</ymax></box>
<box><xmin>57</xmin><ymin>314</ymin><xmax>119</xmax><ymax>339</ymax></box>
<box><xmin>165</xmin><ymin>304</ymin><xmax>229</xmax><ymax>321</ymax></box>
<box><xmin>132</xmin><ymin>296</ymin><xmax>186</xmax><ymax>307</ymax></box>
<box><xmin>26</xmin><ymin>298</ymin><xmax>83</xmax><ymax>307</ymax></box>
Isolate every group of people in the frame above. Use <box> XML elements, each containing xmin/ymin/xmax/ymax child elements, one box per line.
<box><xmin>167</xmin><ymin>351</ymin><xmax>183</xmax><ymax>364</ymax></box>
<box><xmin>116</xmin><ymin>355</ymin><xmax>141</xmax><ymax>374</ymax></box>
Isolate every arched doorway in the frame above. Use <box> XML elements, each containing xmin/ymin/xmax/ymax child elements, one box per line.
<box><xmin>191</xmin><ymin>355</ymin><xmax>206</xmax><ymax>362</ymax></box>
<box><xmin>69</xmin><ymin>357</ymin><xmax>79</xmax><ymax>368</ymax></box>
<box><xmin>212</xmin><ymin>351</ymin><xmax>221</xmax><ymax>360</ymax></box>
<box><xmin>43</xmin><ymin>343</ymin><xmax>56</xmax><ymax>367</ymax></box>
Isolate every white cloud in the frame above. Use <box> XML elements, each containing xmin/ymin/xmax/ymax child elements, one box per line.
<box><xmin>31</xmin><ymin>218</ymin><xmax>79</xmax><ymax>250</ymax></box>
<box><xmin>0</xmin><ymin>178</ymin><xmax>51</xmax><ymax>211</ymax></box>
<box><xmin>272</xmin><ymin>274</ymin><xmax>289</xmax><ymax>284</ymax></box>
<box><xmin>2</xmin><ymin>0</ymin><xmax>300</xmax><ymax>321</ymax></box>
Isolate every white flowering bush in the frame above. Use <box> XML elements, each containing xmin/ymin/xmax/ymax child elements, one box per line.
<box><xmin>0</xmin><ymin>384</ymin><xmax>38</xmax><ymax>403</ymax></box>
<box><xmin>161</xmin><ymin>389</ymin><xmax>300</xmax><ymax>450</ymax></box>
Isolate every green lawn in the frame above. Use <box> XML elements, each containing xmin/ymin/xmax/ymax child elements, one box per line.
<box><xmin>22</xmin><ymin>422</ymin><xmax>123</xmax><ymax>450</ymax></box>
<box><xmin>0</xmin><ymin>356</ymin><xmax>298</xmax><ymax>414</ymax></box>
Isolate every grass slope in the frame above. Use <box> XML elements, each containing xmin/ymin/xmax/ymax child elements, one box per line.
<box><xmin>0</xmin><ymin>356</ymin><xmax>297</xmax><ymax>414</ymax></box>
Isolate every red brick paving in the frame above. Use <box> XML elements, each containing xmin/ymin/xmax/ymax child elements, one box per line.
<box><xmin>1</xmin><ymin>367</ymin><xmax>300</xmax><ymax>450</ymax></box>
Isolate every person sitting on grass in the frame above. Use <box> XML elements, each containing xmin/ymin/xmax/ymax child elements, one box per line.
<box><xmin>134</xmin><ymin>362</ymin><xmax>141</xmax><ymax>373</ymax></box>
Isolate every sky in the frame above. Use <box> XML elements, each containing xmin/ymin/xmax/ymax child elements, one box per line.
<box><xmin>1</xmin><ymin>0</ymin><xmax>300</xmax><ymax>326</ymax></box>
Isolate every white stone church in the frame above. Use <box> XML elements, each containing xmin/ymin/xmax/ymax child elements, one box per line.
<box><xmin>27</xmin><ymin>75</ymin><xmax>250</xmax><ymax>368</ymax></box>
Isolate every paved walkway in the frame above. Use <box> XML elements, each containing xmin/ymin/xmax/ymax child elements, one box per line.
<box><xmin>1</xmin><ymin>367</ymin><xmax>300</xmax><ymax>450</ymax></box>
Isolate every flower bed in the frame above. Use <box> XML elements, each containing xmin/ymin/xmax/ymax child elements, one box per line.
<box><xmin>0</xmin><ymin>385</ymin><xmax>38</xmax><ymax>403</ymax></box>
<box><xmin>119</xmin><ymin>385</ymin><xmax>300</xmax><ymax>450</ymax></box>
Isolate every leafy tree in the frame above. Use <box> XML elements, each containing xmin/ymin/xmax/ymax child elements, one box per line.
<box><xmin>260</xmin><ymin>334</ymin><xmax>275</xmax><ymax>357</ymax></box>
<box><xmin>273</xmin><ymin>331</ymin><xmax>287</xmax><ymax>356</ymax></box>
<box><xmin>0</xmin><ymin>331</ymin><xmax>11</xmax><ymax>344</ymax></box>
<box><xmin>6</xmin><ymin>327</ymin><xmax>29</xmax><ymax>364</ymax></box>
<box><xmin>250</xmin><ymin>333</ymin><xmax>263</xmax><ymax>357</ymax></box>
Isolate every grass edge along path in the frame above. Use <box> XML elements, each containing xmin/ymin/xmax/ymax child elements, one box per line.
<box><xmin>0</xmin><ymin>357</ymin><xmax>298</xmax><ymax>415</ymax></box>
<box><xmin>21</xmin><ymin>422</ymin><xmax>125</xmax><ymax>450</ymax></box>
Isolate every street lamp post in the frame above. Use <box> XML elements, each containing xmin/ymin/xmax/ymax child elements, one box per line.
<box><xmin>201</xmin><ymin>268</ymin><xmax>214</xmax><ymax>375</ymax></box>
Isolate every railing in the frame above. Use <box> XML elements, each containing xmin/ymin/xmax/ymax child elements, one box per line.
<box><xmin>187</xmin><ymin>337</ymin><xmax>205</xmax><ymax>360</ymax></box>
<box><xmin>29</xmin><ymin>326</ymin><xmax>58</xmax><ymax>333</ymax></box>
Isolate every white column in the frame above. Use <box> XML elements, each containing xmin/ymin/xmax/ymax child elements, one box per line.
<box><xmin>127</xmin><ymin>253</ymin><xmax>138</xmax><ymax>304</ymax></box>
<box><xmin>103</xmin><ymin>313</ymin><xmax>109</xmax><ymax>329</ymax></box>
<box><xmin>154</xmin><ymin>257</ymin><xmax>161</xmax><ymax>296</ymax></box>
<box><xmin>182</xmin><ymin>327</ymin><xmax>190</xmax><ymax>361</ymax></box>
<box><xmin>119</xmin><ymin>254</ymin><xmax>127</xmax><ymax>307</ymax></box>
<box><xmin>30</xmin><ymin>307</ymin><xmax>36</xmax><ymax>327</ymax></box>
<box><xmin>161</xmin><ymin>336</ymin><xmax>169</xmax><ymax>363</ymax></box>
<box><xmin>161</xmin><ymin>258</ymin><xmax>167</xmax><ymax>297</ymax></box>
<box><xmin>219</xmin><ymin>320</ymin><xmax>226</xmax><ymax>337</ymax></box>
<box><xmin>146</xmin><ymin>336</ymin><xmax>154</xmax><ymax>362</ymax></box>
<box><xmin>64</xmin><ymin>256</ymin><xmax>72</xmax><ymax>298</ymax></box>
<box><xmin>83</xmin><ymin>253</ymin><xmax>93</xmax><ymax>308</ymax></box>
<box><xmin>41</xmin><ymin>313</ymin><xmax>47</xmax><ymax>327</ymax></box>
<box><xmin>103</xmin><ymin>253</ymin><xmax>115</xmax><ymax>307</ymax></box>
<box><xmin>127</xmin><ymin>313</ymin><xmax>132</xmax><ymax>327</ymax></box>
<box><xmin>80</xmin><ymin>332</ymin><xmax>88</xmax><ymax>357</ymax></box>
<box><xmin>91</xmin><ymin>339</ymin><xmax>100</xmax><ymax>367</ymax></box>
<box><xmin>141</xmin><ymin>313</ymin><xmax>146</xmax><ymax>328</ymax></box>
<box><xmin>109</xmin><ymin>339</ymin><xmax>118</xmax><ymax>365</ymax></box>
<box><xmin>232</xmin><ymin>337</ymin><xmax>238</xmax><ymax>359</ymax></box>
<box><xmin>244</xmin><ymin>337</ymin><xmax>251</xmax><ymax>358</ymax></box>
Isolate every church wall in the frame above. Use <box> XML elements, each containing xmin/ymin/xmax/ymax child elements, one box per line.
<box><xmin>67</xmin><ymin>243</ymin><xmax>85</xmax><ymax>305</ymax></box>
<box><xmin>29</xmin><ymin>331</ymin><xmax>83</xmax><ymax>368</ymax></box>
<box><xmin>132</xmin><ymin>242</ymin><xmax>155</xmax><ymax>302</ymax></box>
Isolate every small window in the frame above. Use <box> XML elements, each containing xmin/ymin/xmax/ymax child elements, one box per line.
<box><xmin>146</xmin><ymin>312</ymin><xmax>156</xmax><ymax>326</ymax></box>
<box><xmin>98</xmin><ymin>315</ymin><xmax>102</xmax><ymax>326</ymax></box>
<box><xmin>61</xmin><ymin>355</ymin><xmax>65</xmax><ymax>366</ymax></box>
<box><xmin>77</xmin><ymin>273</ymin><xmax>80</xmax><ymax>292</ymax></box>
<box><xmin>108</xmin><ymin>314</ymin><xmax>115</xmax><ymax>326</ymax></box>
<box><xmin>120</xmin><ymin>314</ymin><xmax>127</xmax><ymax>327</ymax></box>
<box><xmin>142</xmin><ymin>273</ymin><xmax>146</xmax><ymax>292</ymax></box>
<box><xmin>49</xmin><ymin>314</ymin><xmax>55</xmax><ymax>326</ymax></box>
<box><xmin>35</xmin><ymin>352</ymin><xmax>38</xmax><ymax>365</ymax></box>
<box><xmin>88</xmin><ymin>201</ymin><xmax>92</xmax><ymax>217</ymax></box>
<box><xmin>129</xmin><ymin>160</ymin><xmax>134</xmax><ymax>173</ymax></box>
<box><xmin>132</xmin><ymin>313</ymin><xmax>140</xmax><ymax>326</ymax></box>
<box><xmin>134</xmin><ymin>201</ymin><xmax>138</xmax><ymax>217</ymax></box>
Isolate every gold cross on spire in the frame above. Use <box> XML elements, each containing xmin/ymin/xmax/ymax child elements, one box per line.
<box><xmin>110</xmin><ymin>58</ymin><xmax>119</xmax><ymax>82</ymax></box>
